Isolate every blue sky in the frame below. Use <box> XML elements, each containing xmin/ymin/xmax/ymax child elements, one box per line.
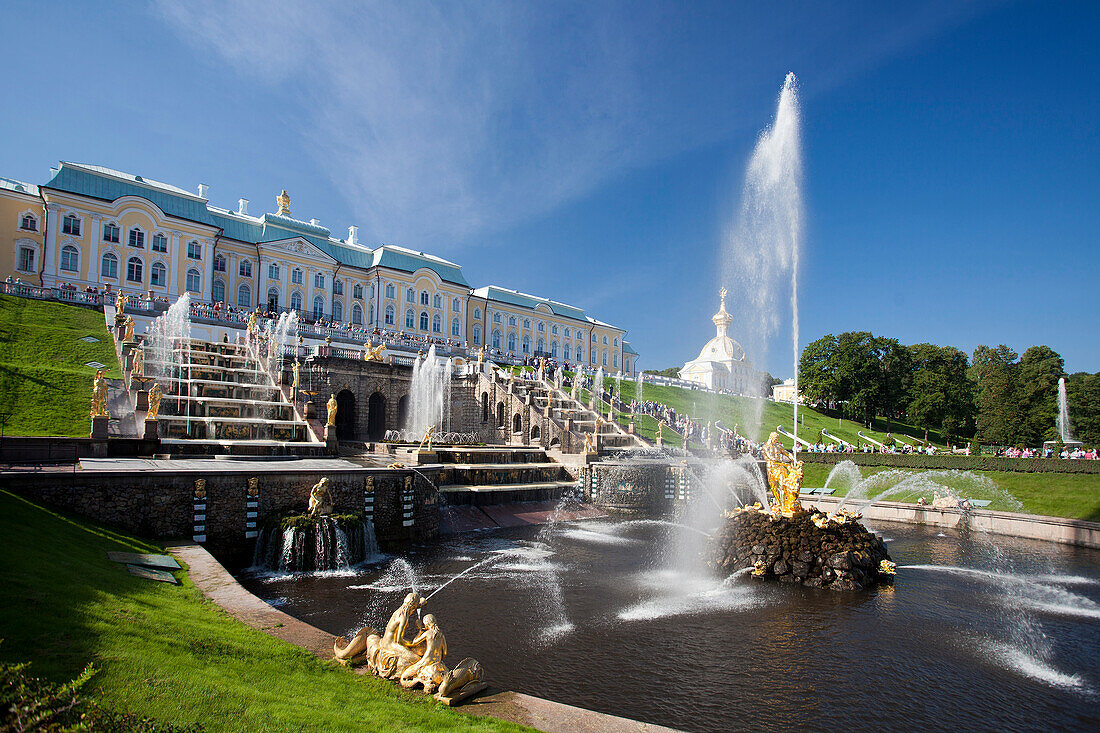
<box><xmin>2</xmin><ymin>1</ymin><xmax>1096</xmax><ymax>375</ymax></box>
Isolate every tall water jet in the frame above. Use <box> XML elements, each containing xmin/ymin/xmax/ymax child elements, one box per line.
<box><xmin>145</xmin><ymin>294</ymin><xmax>193</xmax><ymax>427</ymax></box>
<box><xmin>722</xmin><ymin>72</ymin><xmax>803</xmax><ymax>446</ymax></box>
<box><xmin>1056</xmin><ymin>377</ymin><xmax>1074</xmax><ymax>443</ymax></box>
<box><xmin>636</xmin><ymin>371</ymin><xmax>645</xmax><ymax>404</ymax></box>
<box><xmin>406</xmin><ymin>346</ymin><xmax>446</xmax><ymax>440</ymax></box>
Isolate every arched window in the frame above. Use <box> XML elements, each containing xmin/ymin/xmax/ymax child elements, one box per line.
<box><xmin>433</xmin><ymin>294</ymin><xmax>442</xmax><ymax>308</ymax></box>
<box><xmin>591</xmin><ymin>349</ymin><xmax>597</xmax><ymax>364</ymax></box>
<box><xmin>237</xmin><ymin>283</ymin><xmax>250</xmax><ymax>308</ymax></box>
<box><xmin>537</xmin><ymin>322</ymin><xmax>544</xmax><ymax>332</ymax></box>
<box><xmin>332</xmin><ymin>300</ymin><xmax>343</xmax><ymax>321</ymax></box>
<box><xmin>536</xmin><ymin>338</ymin><xmax>544</xmax><ymax>354</ymax></box>
<box><xmin>127</xmin><ymin>257</ymin><xmax>143</xmax><ymax>283</ymax></box>
<box><xmin>352</xmin><ymin>303</ymin><xmax>363</xmax><ymax>325</ymax></box>
<box><xmin>62</xmin><ymin>214</ymin><xmax>81</xmax><ymax>235</ymax></box>
<box><xmin>564</xmin><ymin>343</ymin><xmax>571</xmax><ymax>361</ymax></box>
<box><xmin>508</xmin><ymin>316</ymin><xmax>516</xmax><ymax>326</ymax></box>
<box><xmin>565</xmin><ymin>328</ymin><xmax>571</xmax><ymax>339</ymax></box>
<box><xmin>492</xmin><ymin>312</ymin><xmax>500</xmax><ymax>323</ymax></box>
<box><xmin>290</xmin><ymin>291</ymin><xmax>303</xmax><ymax>313</ymax></box>
<box><xmin>185</xmin><ymin>268</ymin><xmax>201</xmax><ymax>293</ymax></box>
<box><xmin>385</xmin><ymin>283</ymin><xmax>394</xmax><ymax>298</ymax></box>
<box><xmin>492</xmin><ymin>329</ymin><xmax>501</xmax><ymax>348</ymax></box>
<box><xmin>312</xmin><ymin>296</ymin><xmax>325</xmax><ymax>320</ymax></box>
<box><xmin>613</xmin><ymin>354</ymin><xmax>619</xmax><ymax>368</ymax></box>
<box><xmin>473</xmin><ymin>325</ymin><xmax>482</xmax><ymax>345</ymax></box>
<box><xmin>211</xmin><ymin>278</ymin><xmax>225</xmax><ymax>303</ymax></box>
<box><xmin>239</xmin><ymin>259</ymin><xmax>252</xmax><ymax>277</ymax></box>
<box><xmin>352</xmin><ymin>283</ymin><xmax>363</xmax><ymax>298</ymax></box>
<box><xmin>551</xmin><ymin>325</ymin><xmax>558</xmax><ymax>335</ymax></box>
<box><xmin>452</xmin><ymin>298</ymin><xmax>461</xmax><ymax>312</ymax></box>
<box><xmin>212</xmin><ymin>253</ymin><xmax>226</xmax><ymax>271</ymax></box>
<box><xmin>405</xmin><ymin>309</ymin><xmax>415</xmax><ymax>329</ymax></box>
<box><xmin>370</xmin><ymin>283</ymin><xmax>375</xmax><ymax>298</ymax></box>
<box><xmin>420</xmin><ymin>311</ymin><xmax>429</xmax><ymax>331</ymax></box>
<box><xmin>523</xmin><ymin>319</ymin><xmax>530</xmax><ymax>329</ymax></box>
<box><xmin>420</xmin><ymin>290</ymin><xmax>429</xmax><ymax>306</ymax></box>
<box><xmin>60</xmin><ymin>245</ymin><xmax>79</xmax><ymax>272</ymax></box>
<box><xmin>291</xmin><ymin>268</ymin><xmax>302</xmax><ymax>284</ymax></box>
<box><xmin>385</xmin><ymin>305</ymin><xmax>395</xmax><ymax>325</ymax></box>
<box><xmin>406</xmin><ymin>287</ymin><xmax>415</xmax><ymax>302</ymax></box>
<box><xmin>550</xmin><ymin>341</ymin><xmax>558</xmax><ymax>358</ymax></box>
<box><xmin>368</xmin><ymin>304</ymin><xmax>375</xmax><ymax>324</ymax></box>
<box><xmin>507</xmin><ymin>332</ymin><xmax>516</xmax><ymax>351</ymax></box>
<box><xmin>152</xmin><ymin>233</ymin><xmax>167</xmax><ymax>252</ymax></box>
<box><xmin>451</xmin><ymin>318</ymin><xmax>460</xmax><ymax>337</ymax></box>
<box><xmin>432</xmin><ymin>314</ymin><xmax>442</xmax><ymax>333</ymax></box>
<box><xmin>267</xmin><ymin>288</ymin><xmax>279</xmax><ymax>311</ymax></box>
<box><xmin>151</xmin><ymin>262</ymin><xmax>166</xmax><ymax>287</ymax></box>
<box><xmin>314</xmin><ymin>272</ymin><xmax>325</xmax><ymax>289</ymax></box>
<box><xmin>603</xmin><ymin>335</ymin><xmax>608</xmax><ymax>345</ymax></box>
<box><xmin>333</xmin><ymin>279</ymin><xmax>343</xmax><ymax>295</ymax></box>
<box><xmin>522</xmin><ymin>335</ymin><xmax>530</xmax><ymax>354</ymax></box>
<box><xmin>577</xmin><ymin>345</ymin><xmax>584</xmax><ymax>363</ymax></box>
<box><xmin>474</xmin><ymin>308</ymin><xmax>481</xmax><ymax>320</ymax></box>
<box><xmin>602</xmin><ymin>350</ymin><xmax>608</xmax><ymax>366</ymax></box>
<box><xmin>614</xmin><ymin>337</ymin><xmax>619</xmax><ymax>347</ymax></box>
<box><xmin>128</xmin><ymin>227</ymin><xmax>144</xmax><ymax>248</ymax></box>
<box><xmin>592</xmin><ymin>332</ymin><xmax>597</xmax><ymax>342</ymax></box>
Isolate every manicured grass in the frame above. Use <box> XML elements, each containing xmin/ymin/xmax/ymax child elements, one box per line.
<box><xmin>800</xmin><ymin>462</ymin><xmax>1100</xmax><ymax>521</ymax></box>
<box><xmin>0</xmin><ymin>490</ymin><xmax>528</xmax><ymax>732</ymax></box>
<box><xmin>0</xmin><ymin>294</ymin><xmax>121</xmax><ymax>436</ymax></box>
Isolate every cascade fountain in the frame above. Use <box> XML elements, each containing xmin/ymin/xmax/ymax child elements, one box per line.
<box><xmin>405</xmin><ymin>346</ymin><xmax>448</xmax><ymax>441</ymax></box>
<box><xmin>144</xmin><ymin>294</ymin><xmax>193</xmax><ymax>429</ymax></box>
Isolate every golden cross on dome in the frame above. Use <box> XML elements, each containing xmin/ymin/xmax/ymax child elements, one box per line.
<box><xmin>276</xmin><ymin>189</ymin><xmax>291</xmax><ymax>216</ymax></box>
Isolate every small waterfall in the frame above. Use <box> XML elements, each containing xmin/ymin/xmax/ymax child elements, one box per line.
<box><xmin>1056</xmin><ymin>377</ymin><xmax>1074</xmax><ymax>443</ymax></box>
<box><xmin>254</xmin><ymin>517</ymin><xmax>380</xmax><ymax>572</ymax></box>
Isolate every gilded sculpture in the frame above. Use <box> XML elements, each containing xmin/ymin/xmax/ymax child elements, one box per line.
<box><xmin>326</xmin><ymin>393</ymin><xmax>338</xmax><ymax>427</ymax></box>
<box><xmin>292</xmin><ymin>361</ymin><xmax>300</xmax><ymax>391</ymax></box>
<box><xmin>123</xmin><ymin>315</ymin><xmax>135</xmax><ymax>342</ymax></box>
<box><xmin>418</xmin><ymin>425</ymin><xmax>436</xmax><ymax>452</ymax></box>
<box><xmin>277</xmin><ymin>189</ymin><xmax>292</xmax><ymax>216</ymax></box>
<box><xmin>476</xmin><ymin>347</ymin><xmax>484</xmax><ymax>371</ymax></box>
<box><xmin>247</xmin><ymin>312</ymin><xmax>257</xmax><ymax>339</ymax></box>
<box><xmin>363</xmin><ymin>342</ymin><xmax>386</xmax><ymax>362</ymax></box>
<box><xmin>762</xmin><ymin>432</ymin><xmax>803</xmax><ymax>515</ymax></box>
<box><xmin>308</xmin><ymin>477</ymin><xmax>333</xmax><ymax>517</ymax></box>
<box><xmin>115</xmin><ymin>290</ymin><xmax>125</xmax><ymax>317</ymax></box>
<box><xmin>583</xmin><ymin>432</ymin><xmax>595</xmax><ymax>455</ymax></box>
<box><xmin>131</xmin><ymin>347</ymin><xmax>144</xmax><ymax>377</ymax></box>
<box><xmin>90</xmin><ymin>368</ymin><xmax>110</xmax><ymax>418</ymax></box>
<box><xmin>147</xmin><ymin>382</ymin><xmax>162</xmax><ymax>419</ymax></box>
<box><xmin>333</xmin><ymin>593</ymin><xmax>486</xmax><ymax>705</ymax></box>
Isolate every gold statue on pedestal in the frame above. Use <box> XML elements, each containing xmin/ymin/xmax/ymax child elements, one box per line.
<box><xmin>115</xmin><ymin>291</ymin><xmax>125</xmax><ymax>317</ymax></box>
<box><xmin>763</xmin><ymin>432</ymin><xmax>803</xmax><ymax>515</ymax></box>
<box><xmin>90</xmin><ymin>368</ymin><xmax>110</xmax><ymax>418</ymax></box>
<box><xmin>418</xmin><ymin>425</ymin><xmax>436</xmax><ymax>452</ymax></box>
<box><xmin>326</xmin><ymin>393</ymin><xmax>338</xmax><ymax>427</ymax></box>
<box><xmin>123</xmin><ymin>315</ymin><xmax>135</xmax><ymax>343</ymax></box>
<box><xmin>247</xmin><ymin>312</ymin><xmax>257</xmax><ymax>339</ymax></box>
<box><xmin>147</xmin><ymin>382</ymin><xmax>162</xmax><ymax>419</ymax></box>
<box><xmin>399</xmin><ymin>614</ymin><xmax>448</xmax><ymax>692</ymax></box>
<box><xmin>131</xmin><ymin>348</ymin><xmax>144</xmax><ymax>377</ymax></box>
<box><xmin>292</xmin><ymin>361</ymin><xmax>300</xmax><ymax>392</ymax></box>
<box><xmin>363</xmin><ymin>343</ymin><xmax>386</xmax><ymax>362</ymax></box>
<box><xmin>476</xmin><ymin>347</ymin><xmax>484</xmax><ymax>371</ymax></box>
<box><xmin>583</xmin><ymin>432</ymin><xmax>596</xmax><ymax>455</ymax></box>
<box><xmin>276</xmin><ymin>189</ymin><xmax>291</xmax><ymax>217</ymax></box>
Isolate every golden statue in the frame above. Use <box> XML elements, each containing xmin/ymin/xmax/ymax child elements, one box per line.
<box><xmin>308</xmin><ymin>477</ymin><xmax>333</xmax><ymax>517</ymax></box>
<box><xmin>90</xmin><ymin>369</ymin><xmax>110</xmax><ymax>418</ymax></box>
<box><xmin>508</xmin><ymin>369</ymin><xmax>515</xmax><ymax>384</ymax></box>
<box><xmin>123</xmin><ymin>315</ymin><xmax>135</xmax><ymax>342</ymax></box>
<box><xmin>762</xmin><ymin>432</ymin><xmax>803</xmax><ymax>515</ymax></box>
<box><xmin>376</xmin><ymin>592</ymin><xmax>428</xmax><ymax>678</ymax></box>
<box><xmin>276</xmin><ymin>189</ymin><xmax>291</xmax><ymax>216</ymax></box>
<box><xmin>476</xmin><ymin>347</ymin><xmax>484</xmax><ymax>371</ymax></box>
<box><xmin>436</xmin><ymin>658</ymin><xmax>485</xmax><ymax>703</ymax></box>
<box><xmin>247</xmin><ymin>312</ymin><xmax>257</xmax><ymax>339</ymax></box>
<box><xmin>418</xmin><ymin>425</ymin><xmax>436</xmax><ymax>452</ymax></box>
<box><xmin>292</xmin><ymin>361</ymin><xmax>300</xmax><ymax>391</ymax></box>
<box><xmin>363</xmin><ymin>343</ymin><xmax>386</xmax><ymax>362</ymax></box>
<box><xmin>326</xmin><ymin>393</ymin><xmax>338</xmax><ymax>427</ymax></box>
<box><xmin>115</xmin><ymin>290</ymin><xmax>125</xmax><ymax>317</ymax></box>
<box><xmin>147</xmin><ymin>382</ymin><xmax>162</xmax><ymax>419</ymax></box>
<box><xmin>583</xmin><ymin>432</ymin><xmax>595</xmax><ymax>455</ymax></box>
<box><xmin>131</xmin><ymin>348</ymin><xmax>144</xmax><ymax>377</ymax></box>
<box><xmin>399</xmin><ymin>613</ymin><xmax>448</xmax><ymax>692</ymax></box>
<box><xmin>656</xmin><ymin>421</ymin><xmax>664</xmax><ymax>440</ymax></box>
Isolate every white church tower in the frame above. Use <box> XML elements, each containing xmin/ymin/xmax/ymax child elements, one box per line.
<box><xmin>678</xmin><ymin>288</ymin><xmax>763</xmax><ymax>395</ymax></box>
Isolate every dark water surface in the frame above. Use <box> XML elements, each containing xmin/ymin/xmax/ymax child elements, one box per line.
<box><xmin>239</xmin><ymin>519</ymin><xmax>1100</xmax><ymax>732</ymax></box>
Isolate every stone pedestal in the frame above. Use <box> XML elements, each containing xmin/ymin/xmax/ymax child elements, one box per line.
<box><xmin>136</xmin><ymin>389</ymin><xmax>149</xmax><ymax>411</ymax></box>
<box><xmin>143</xmin><ymin>418</ymin><xmax>159</xmax><ymax>441</ymax></box>
<box><xmin>324</xmin><ymin>424</ymin><xmax>337</xmax><ymax>453</ymax></box>
<box><xmin>90</xmin><ymin>415</ymin><xmax>109</xmax><ymax>439</ymax></box>
<box><xmin>305</xmin><ymin>400</ymin><xmax>317</xmax><ymax>419</ymax></box>
<box><xmin>122</xmin><ymin>341</ymin><xmax>137</xmax><ymax>358</ymax></box>
<box><xmin>414</xmin><ymin>450</ymin><xmax>438</xmax><ymax>464</ymax></box>
<box><xmin>628</xmin><ymin>422</ymin><xmax>635</xmax><ymax>434</ymax></box>
<box><xmin>656</xmin><ymin>436</ymin><xmax>664</xmax><ymax>448</ymax></box>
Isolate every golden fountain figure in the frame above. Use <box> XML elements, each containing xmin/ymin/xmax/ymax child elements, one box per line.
<box><xmin>307</xmin><ymin>477</ymin><xmax>333</xmax><ymax>517</ymax></box>
<box><xmin>292</xmin><ymin>361</ymin><xmax>300</xmax><ymax>392</ymax></box>
<box><xmin>418</xmin><ymin>425</ymin><xmax>436</xmax><ymax>452</ymax></box>
<box><xmin>326</xmin><ymin>393</ymin><xmax>338</xmax><ymax>427</ymax></box>
<box><xmin>123</xmin><ymin>315</ymin><xmax>135</xmax><ymax>343</ymax></box>
<box><xmin>762</xmin><ymin>432</ymin><xmax>803</xmax><ymax>515</ymax></box>
<box><xmin>131</xmin><ymin>348</ymin><xmax>144</xmax><ymax>377</ymax></box>
<box><xmin>147</xmin><ymin>382</ymin><xmax>162</xmax><ymax>419</ymax></box>
<box><xmin>363</xmin><ymin>343</ymin><xmax>386</xmax><ymax>362</ymax></box>
<box><xmin>115</xmin><ymin>290</ymin><xmax>126</xmax><ymax>317</ymax></box>
<box><xmin>476</xmin><ymin>346</ymin><xmax>484</xmax><ymax>371</ymax></box>
<box><xmin>276</xmin><ymin>189</ymin><xmax>291</xmax><ymax>216</ymax></box>
<box><xmin>246</xmin><ymin>311</ymin><xmax>257</xmax><ymax>339</ymax></box>
<box><xmin>90</xmin><ymin>368</ymin><xmax>110</xmax><ymax>418</ymax></box>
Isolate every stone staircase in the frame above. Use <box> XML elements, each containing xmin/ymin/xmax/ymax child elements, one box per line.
<box><xmin>435</xmin><ymin>447</ymin><xmax>578</xmax><ymax>505</ymax></box>
<box><xmin>531</xmin><ymin>378</ymin><xmax>647</xmax><ymax>453</ymax></box>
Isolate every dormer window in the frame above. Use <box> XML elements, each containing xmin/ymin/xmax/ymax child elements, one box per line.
<box><xmin>103</xmin><ymin>223</ymin><xmax>120</xmax><ymax>243</ymax></box>
<box><xmin>62</xmin><ymin>214</ymin><xmax>81</xmax><ymax>236</ymax></box>
<box><xmin>19</xmin><ymin>214</ymin><xmax>37</xmax><ymax>231</ymax></box>
<box><xmin>128</xmin><ymin>227</ymin><xmax>144</xmax><ymax>248</ymax></box>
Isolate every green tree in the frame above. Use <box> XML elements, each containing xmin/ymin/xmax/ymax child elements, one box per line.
<box><xmin>1064</xmin><ymin>372</ymin><xmax>1100</xmax><ymax>445</ymax></box>
<box><xmin>906</xmin><ymin>343</ymin><xmax>975</xmax><ymax>442</ymax></box>
<box><xmin>970</xmin><ymin>344</ymin><xmax>1020</xmax><ymax>445</ymax></box>
<box><xmin>1016</xmin><ymin>345</ymin><xmax>1064</xmax><ymax>446</ymax></box>
<box><xmin>833</xmin><ymin>331</ymin><xmax>882</xmax><ymax>426</ymax></box>
<box><xmin>798</xmin><ymin>334</ymin><xmax>839</xmax><ymax>407</ymax></box>
<box><xmin>875</xmin><ymin>336</ymin><xmax>911</xmax><ymax>431</ymax></box>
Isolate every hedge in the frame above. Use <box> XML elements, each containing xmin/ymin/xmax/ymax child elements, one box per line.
<box><xmin>797</xmin><ymin>451</ymin><xmax>1100</xmax><ymax>474</ymax></box>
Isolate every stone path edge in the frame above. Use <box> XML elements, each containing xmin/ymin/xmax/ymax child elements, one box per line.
<box><xmin>167</xmin><ymin>542</ymin><xmax>680</xmax><ymax>733</ymax></box>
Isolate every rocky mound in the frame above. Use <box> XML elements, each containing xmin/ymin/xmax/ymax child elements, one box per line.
<box><xmin>709</xmin><ymin>508</ymin><xmax>893</xmax><ymax>591</ymax></box>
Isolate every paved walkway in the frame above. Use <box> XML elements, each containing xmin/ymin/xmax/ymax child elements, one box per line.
<box><xmin>168</xmin><ymin>543</ymin><xmax>679</xmax><ymax>733</ymax></box>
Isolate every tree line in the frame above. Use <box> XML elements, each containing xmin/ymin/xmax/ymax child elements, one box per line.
<box><xmin>797</xmin><ymin>332</ymin><xmax>1099</xmax><ymax>447</ymax></box>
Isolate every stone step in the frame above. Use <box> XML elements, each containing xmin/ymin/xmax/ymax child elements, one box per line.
<box><xmin>440</xmin><ymin>480</ymin><xmax>577</xmax><ymax>493</ymax></box>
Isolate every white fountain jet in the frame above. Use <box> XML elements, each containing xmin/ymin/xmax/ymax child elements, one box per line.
<box><xmin>405</xmin><ymin>345</ymin><xmax>448</xmax><ymax>440</ymax></box>
<box><xmin>1056</xmin><ymin>377</ymin><xmax>1074</xmax><ymax>443</ymax></box>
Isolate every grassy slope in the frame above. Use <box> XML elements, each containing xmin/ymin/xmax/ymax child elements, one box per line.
<box><xmin>0</xmin><ymin>294</ymin><xmax>121</xmax><ymax>436</ymax></box>
<box><xmin>0</xmin><ymin>490</ymin><xmax>526</xmax><ymax>732</ymax></box>
<box><xmin>801</xmin><ymin>462</ymin><xmax>1100</xmax><ymax>521</ymax></box>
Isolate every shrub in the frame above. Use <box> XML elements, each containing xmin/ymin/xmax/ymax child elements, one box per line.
<box><xmin>797</xmin><ymin>452</ymin><xmax>1100</xmax><ymax>474</ymax></box>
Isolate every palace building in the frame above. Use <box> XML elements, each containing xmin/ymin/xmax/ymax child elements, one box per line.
<box><xmin>0</xmin><ymin>162</ymin><xmax>638</xmax><ymax>375</ymax></box>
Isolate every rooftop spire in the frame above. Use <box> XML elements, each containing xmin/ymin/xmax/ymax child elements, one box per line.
<box><xmin>712</xmin><ymin>287</ymin><xmax>732</xmax><ymax>337</ymax></box>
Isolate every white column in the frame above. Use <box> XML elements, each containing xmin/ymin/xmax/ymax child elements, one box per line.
<box><xmin>167</xmin><ymin>233</ymin><xmax>180</xmax><ymax>299</ymax></box>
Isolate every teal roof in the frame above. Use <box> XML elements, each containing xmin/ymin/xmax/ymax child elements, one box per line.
<box><xmin>44</xmin><ymin>163</ymin><xmax>215</xmax><ymax>225</ymax></box>
<box><xmin>623</xmin><ymin>341</ymin><xmax>639</xmax><ymax>356</ymax></box>
<box><xmin>372</xmin><ymin>247</ymin><xmax>468</xmax><ymax>286</ymax></box>
<box><xmin>477</xmin><ymin>286</ymin><xmax>588</xmax><ymax>322</ymax></box>
<box><xmin>209</xmin><ymin>212</ymin><xmax>263</xmax><ymax>243</ymax></box>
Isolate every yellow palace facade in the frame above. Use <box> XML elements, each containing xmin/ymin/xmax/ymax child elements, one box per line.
<box><xmin>0</xmin><ymin>162</ymin><xmax>638</xmax><ymax>375</ymax></box>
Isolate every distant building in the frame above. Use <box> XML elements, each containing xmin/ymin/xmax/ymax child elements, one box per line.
<box><xmin>772</xmin><ymin>378</ymin><xmax>802</xmax><ymax>404</ymax></box>
<box><xmin>678</xmin><ymin>288</ymin><xmax>763</xmax><ymax>394</ymax></box>
<box><xmin>0</xmin><ymin>161</ymin><xmax>637</xmax><ymax>375</ymax></box>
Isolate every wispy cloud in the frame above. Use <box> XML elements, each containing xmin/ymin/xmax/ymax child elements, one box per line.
<box><xmin>154</xmin><ymin>0</ymin><xmax>992</xmax><ymax>249</ymax></box>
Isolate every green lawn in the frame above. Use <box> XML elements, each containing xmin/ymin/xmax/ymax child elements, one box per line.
<box><xmin>0</xmin><ymin>294</ymin><xmax>121</xmax><ymax>436</ymax></box>
<box><xmin>800</xmin><ymin>462</ymin><xmax>1100</xmax><ymax>521</ymax></box>
<box><xmin>0</xmin><ymin>490</ymin><xmax>527</xmax><ymax>732</ymax></box>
